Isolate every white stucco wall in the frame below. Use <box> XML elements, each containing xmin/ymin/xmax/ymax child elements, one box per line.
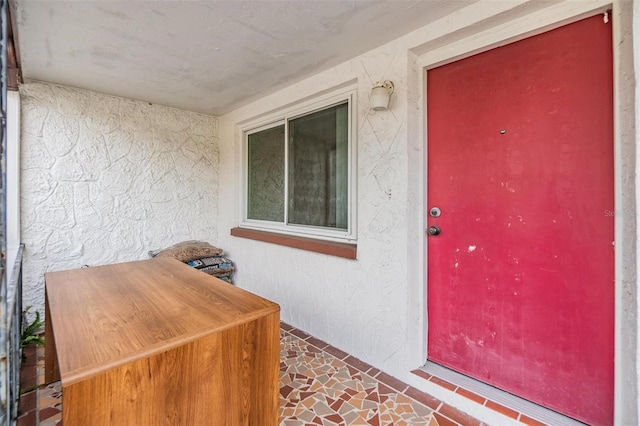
<box><xmin>219</xmin><ymin>34</ymin><xmax>415</xmax><ymax>366</ymax></box>
<box><xmin>632</xmin><ymin>0</ymin><xmax>640</xmax><ymax>423</ymax></box>
<box><xmin>20</xmin><ymin>81</ymin><xmax>220</xmax><ymax>316</ymax></box>
<box><xmin>217</xmin><ymin>0</ymin><xmax>634</xmax><ymax>424</ymax></box>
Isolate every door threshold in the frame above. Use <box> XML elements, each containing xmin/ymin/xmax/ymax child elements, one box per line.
<box><xmin>419</xmin><ymin>362</ymin><xmax>586</xmax><ymax>426</ymax></box>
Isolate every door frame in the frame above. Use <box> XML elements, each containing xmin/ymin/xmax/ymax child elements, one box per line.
<box><xmin>410</xmin><ymin>1</ymin><xmax>636</xmax><ymax>424</ymax></box>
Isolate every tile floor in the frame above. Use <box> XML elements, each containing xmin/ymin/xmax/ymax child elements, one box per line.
<box><xmin>17</xmin><ymin>323</ymin><xmax>496</xmax><ymax>426</ymax></box>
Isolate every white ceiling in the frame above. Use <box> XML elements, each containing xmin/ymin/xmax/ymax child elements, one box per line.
<box><xmin>14</xmin><ymin>1</ymin><xmax>475</xmax><ymax>115</ymax></box>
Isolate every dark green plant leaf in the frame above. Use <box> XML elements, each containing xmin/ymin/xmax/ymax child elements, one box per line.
<box><xmin>21</xmin><ymin>306</ymin><xmax>45</xmax><ymax>347</ymax></box>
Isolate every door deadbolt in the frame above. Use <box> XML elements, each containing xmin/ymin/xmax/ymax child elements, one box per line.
<box><xmin>429</xmin><ymin>207</ymin><xmax>441</xmax><ymax>217</ymax></box>
<box><xmin>427</xmin><ymin>225</ymin><xmax>441</xmax><ymax>236</ymax></box>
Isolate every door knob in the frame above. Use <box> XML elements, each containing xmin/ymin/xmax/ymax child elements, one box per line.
<box><xmin>427</xmin><ymin>226</ymin><xmax>441</xmax><ymax>236</ymax></box>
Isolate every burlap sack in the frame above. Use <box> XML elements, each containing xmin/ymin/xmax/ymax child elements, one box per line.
<box><xmin>150</xmin><ymin>240</ymin><xmax>224</xmax><ymax>262</ymax></box>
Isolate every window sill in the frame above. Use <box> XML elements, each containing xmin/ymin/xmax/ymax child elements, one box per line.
<box><xmin>230</xmin><ymin>228</ymin><xmax>357</xmax><ymax>260</ymax></box>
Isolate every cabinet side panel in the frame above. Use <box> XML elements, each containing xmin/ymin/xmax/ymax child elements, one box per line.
<box><xmin>44</xmin><ymin>287</ymin><xmax>59</xmax><ymax>384</ymax></box>
<box><xmin>62</xmin><ymin>314</ymin><xmax>280</xmax><ymax>425</ymax></box>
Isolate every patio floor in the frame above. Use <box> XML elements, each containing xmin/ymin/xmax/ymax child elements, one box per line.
<box><xmin>18</xmin><ymin>323</ymin><xmax>487</xmax><ymax>426</ymax></box>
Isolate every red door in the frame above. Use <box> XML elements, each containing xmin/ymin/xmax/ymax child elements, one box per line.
<box><xmin>426</xmin><ymin>15</ymin><xmax>613</xmax><ymax>425</ymax></box>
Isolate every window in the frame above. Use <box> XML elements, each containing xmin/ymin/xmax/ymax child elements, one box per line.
<box><xmin>241</xmin><ymin>91</ymin><xmax>356</xmax><ymax>242</ymax></box>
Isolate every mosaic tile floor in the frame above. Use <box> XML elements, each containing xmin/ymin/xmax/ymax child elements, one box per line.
<box><xmin>280</xmin><ymin>329</ymin><xmax>438</xmax><ymax>425</ymax></box>
<box><xmin>18</xmin><ymin>323</ymin><xmax>486</xmax><ymax>426</ymax></box>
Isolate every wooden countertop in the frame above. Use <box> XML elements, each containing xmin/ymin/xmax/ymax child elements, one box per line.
<box><xmin>45</xmin><ymin>257</ymin><xmax>280</xmax><ymax>386</ymax></box>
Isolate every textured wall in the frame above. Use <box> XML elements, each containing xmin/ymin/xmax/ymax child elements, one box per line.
<box><xmin>627</xmin><ymin>1</ymin><xmax>640</xmax><ymax>423</ymax></box>
<box><xmin>219</xmin><ymin>38</ymin><xmax>416</xmax><ymax>380</ymax></box>
<box><xmin>20</xmin><ymin>81</ymin><xmax>219</xmax><ymax>315</ymax></box>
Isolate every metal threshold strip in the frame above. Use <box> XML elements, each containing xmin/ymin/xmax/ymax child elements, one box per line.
<box><xmin>420</xmin><ymin>362</ymin><xmax>587</xmax><ymax>426</ymax></box>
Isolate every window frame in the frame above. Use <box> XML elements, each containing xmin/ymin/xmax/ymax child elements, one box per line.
<box><xmin>239</xmin><ymin>87</ymin><xmax>357</xmax><ymax>243</ymax></box>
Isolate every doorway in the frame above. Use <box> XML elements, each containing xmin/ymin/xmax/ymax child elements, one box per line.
<box><xmin>426</xmin><ymin>15</ymin><xmax>614</xmax><ymax>425</ymax></box>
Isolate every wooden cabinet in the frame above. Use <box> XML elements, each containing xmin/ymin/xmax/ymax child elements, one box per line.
<box><xmin>45</xmin><ymin>258</ymin><xmax>280</xmax><ymax>425</ymax></box>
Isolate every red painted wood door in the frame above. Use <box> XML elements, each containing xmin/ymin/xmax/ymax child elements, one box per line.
<box><xmin>426</xmin><ymin>16</ymin><xmax>613</xmax><ymax>425</ymax></box>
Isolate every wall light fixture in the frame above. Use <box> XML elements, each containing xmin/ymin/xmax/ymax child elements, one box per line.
<box><xmin>370</xmin><ymin>80</ymin><xmax>394</xmax><ymax>111</ymax></box>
